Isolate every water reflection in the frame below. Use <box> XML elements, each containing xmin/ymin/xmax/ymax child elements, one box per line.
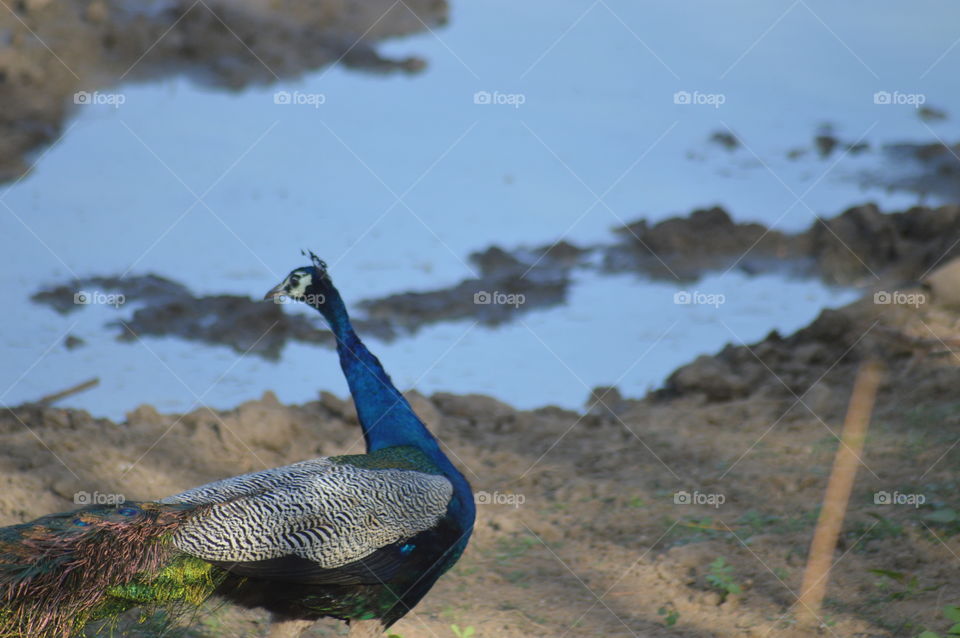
<box><xmin>0</xmin><ymin>0</ymin><xmax>447</xmax><ymax>181</ymax></box>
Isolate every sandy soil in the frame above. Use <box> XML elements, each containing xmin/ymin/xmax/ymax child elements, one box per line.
<box><xmin>5</xmin><ymin>265</ymin><xmax>960</xmax><ymax>637</ymax></box>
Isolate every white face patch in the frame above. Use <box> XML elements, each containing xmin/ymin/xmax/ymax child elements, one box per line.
<box><xmin>284</xmin><ymin>270</ymin><xmax>314</xmax><ymax>299</ymax></box>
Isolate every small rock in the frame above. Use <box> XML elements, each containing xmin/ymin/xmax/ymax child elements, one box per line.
<box><xmin>125</xmin><ymin>404</ymin><xmax>161</xmax><ymax>424</ymax></box>
<box><xmin>431</xmin><ymin>393</ymin><xmax>515</xmax><ymax>421</ymax></box>
<box><xmin>814</xmin><ymin>133</ymin><xmax>838</xmax><ymax>158</ymax></box>
<box><xmin>923</xmin><ymin>256</ymin><xmax>960</xmax><ymax>306</ymax></box>
<box><xmin>585</xmin><ymin>386</ymin><xmax>629</xmax><ymax>419</ymax></box>
<box><xmin>259</xmin><ymin>390</ymin><xmax>280</xmax><ymax>406</ymax></box>
<box><xmin>665</xmin><ymin>355</ymin><xmax>749</xmax><ymax>402</ymax></box>
<box><xmin>918</xmin><ymin>105</ymin><xmax>948</xmax><ymax>122</ymax></box>
<box><xmin>709</xmin><ymin>130</ymin><xmax>740</xmax><ymax>151</ymax></box>
<box><xmin>85</xmin><ymin>0</ymin><xmax>109</xmax><ymax>23</ymax></box>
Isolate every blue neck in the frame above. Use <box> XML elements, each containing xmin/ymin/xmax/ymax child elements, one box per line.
<box><xmin>309</xmin><ymin>284</ymin><xmax>454</xmax><ymax>459</ymax></box>
<box><xmin>309</xmin><ymin>282</ymin><xmax>475</xmax><ymax>526</ymax></box>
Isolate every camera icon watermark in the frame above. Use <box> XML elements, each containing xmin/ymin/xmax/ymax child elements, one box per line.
<box><xmin>273</xmin><ymin>90</ymin><xmax>326</xmax><ymax>108</ymax></box>
<box><xmin>473</xmin><ymin>90</ymin><xmax>526</xmax><ymax>108</ymax></box>
<box><xmin>873</xmin><ymin>90</ymin><xmax>926</xmax><ymax>108</ymax></box>
<box><xmin>873</xmin><ymin>490</ymin><xmax>925</xmax><ymax>508</ymax></box>
<box><xmin>673</xmin><ymin>490</ymin><xmax>725</xmax><ymax>508</ymax></box>
<box><xmin>473</xmin><ymin>290</ymin><xmax>526</xmax><ymax>307</ymax></box>
<box><xmin>474</xmin><ymin>490</ymin><xmax>525</xmax><ymax>508</ymax></box>
<box><xmin>873</xmin><ymin>290</ymin><xmax>925</xmax><ymax>308</ymax></box>
<box><xmin>271</xmin><ymin>293</ymin><xmax>326</xmax><ymax>306</ymax></box>
<box><xmin>673</xmin><ymin>290</ymin><xmax>725</xmax><ymax>308</ymax></box>
<box><xmin>74</xmin><ymin>91</ymin><xmax>126</xmax><ymax>108</ymax></box>
<box><xmin>673</xmin><ymin>90</ymin><xmax>725</xmax><ymax>108</ymax></box>
<box><xmin>74</xmin><ymin>290</ymin><xmax>125</xmax><ymax>308</ymax></box>
<box><xmin>74</xmin><ymin>491</ymin><xmax>126</xmax><ymax>505</ymax></box>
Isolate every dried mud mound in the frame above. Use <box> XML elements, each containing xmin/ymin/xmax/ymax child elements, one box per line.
<box><xmin>603</xmin><ymin>202</ymin><xmax>960</xmax><ymax>286</ymax></box>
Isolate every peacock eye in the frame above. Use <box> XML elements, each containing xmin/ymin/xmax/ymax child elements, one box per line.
<box><xmin>73</xmin><ymin>518</ymin><xmax>91</xmax><ymax>527</ymax></box>
<box><xmin>117</xmin><ymin>507</ymin><xmax>139</xmax><ymax>516</ymax></box>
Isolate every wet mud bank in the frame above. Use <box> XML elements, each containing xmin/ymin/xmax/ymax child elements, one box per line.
<box><xmin>30</xmin><ymin>202</ymin><xmax>960</xmax><ymax>355</ymax></box>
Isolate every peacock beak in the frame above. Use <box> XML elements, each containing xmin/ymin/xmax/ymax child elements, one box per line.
<box><xmin>264</xmin><ymin>283</ymin><xmax>286</xmax><ymax>301</ymax></box>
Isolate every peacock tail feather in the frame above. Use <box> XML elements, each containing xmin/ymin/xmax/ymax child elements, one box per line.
<box><xmin>0</xmin><ymin>501</ymin><xmax>225</xmax><ymax>638</ymax></box>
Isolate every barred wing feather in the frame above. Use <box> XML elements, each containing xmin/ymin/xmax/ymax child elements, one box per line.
<box><xmin>161</xmin><ymin>458</ymin><xmax>453</xmax><ymax>572</ymax></box>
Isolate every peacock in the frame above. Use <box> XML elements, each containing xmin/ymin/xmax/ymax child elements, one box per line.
<box><xmin>0</xmin><ymin>253</ymin><xmax>475</xmax><ymax>638</ymax></box>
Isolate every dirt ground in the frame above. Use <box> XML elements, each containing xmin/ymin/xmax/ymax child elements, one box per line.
<box><xmin>3</xmin><ymin>278</ymin><xmax>960</xmax><ymax>638</ymax></box>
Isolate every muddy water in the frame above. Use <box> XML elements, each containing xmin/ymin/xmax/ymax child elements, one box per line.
<box><xmin>2</xmin><ymin>1</ymin><xmax>957</xmax><ymax>418</ymax></box>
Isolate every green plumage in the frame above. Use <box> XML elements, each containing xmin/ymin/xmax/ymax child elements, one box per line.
<box><xmin>0</xmin><ymin>502</ymin><xmax>224</xmax><ymax>638</ymax></box>
<box><xmin>329</xmin><ymin>445</ymin><xmax>441</xmax><ymax>473</ymax></box>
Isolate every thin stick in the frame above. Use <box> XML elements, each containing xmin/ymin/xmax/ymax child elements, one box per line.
<box><xmin>35</xmin><ymin>377</ymin><xmax>100</xmax><ymax>406</ymax></box>
<box><xmin>795</xmin><ymin>360</ymin><xmax>883</xmax><ymax>625</ymax></box>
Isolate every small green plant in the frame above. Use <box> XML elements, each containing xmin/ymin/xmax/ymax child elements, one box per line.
<box><xmin>870</xmin><ymin>569</ymin><xmax>941</xmax><ymax>602</ymax></box>
<box><xmin>451</xmin><ymin>625</ymin><xmax>475</xmax><ymax>638</ymax></box>
<box><xmin>848</xmin><ymin>513</ymin><xmax>904</xmax><ymax>551</ymax></box>
<box><xmin>917</xmin><ymin>605</ymin><xmax>960</xmax><ymax>637</ymax></box>
<box><xmin>925</xmin><ymin>507</ymin><xmax>960</xmax><ymax>536</ymax></box>
<box><xmin>706</xmin><ymin>557</ymin><xmax>742</xmax><ymax>601</ymax></box>
<box><xmin>657</xmin><ymin>605</ymin><xmax>679</xmax><ymax>627</ymax></box>
<box><xmin>494</xmin><ymin>536</ymin><xmax>536</xmax><ymax>562</ymax></box>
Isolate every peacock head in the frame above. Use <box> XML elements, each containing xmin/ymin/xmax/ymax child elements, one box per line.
<box><xmin>264</xmin><ymin>250</ymin><xmax>333</xmax><ymax>306</ymax></box>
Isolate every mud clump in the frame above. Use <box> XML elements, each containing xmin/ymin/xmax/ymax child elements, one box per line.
<box><xmin>30</xmin><ymin>274</ymin><xmax>366</xmax><ymax>359</ymax></box>
<box><xmin>918</xmin><ymin>105</ymin><xmax>948</xmax><ymax>122</ymax></box>
<box><xmin>604</xmin><ymin>202</ymin><xmax>960</xmax><ymax>286</ymax></box>
<box><xmin>117</xmin><ymin>293</ymin><xmax>338</xmax><ymax>359</ymax></box>
<box><xmin>31</xmin><ymin>274</ymin><xmax>191</xmax><ymax>315</ymax></box>
<box><xmin>661</xmin><ymin>308</ymin><xmax>874</xmax><ymax>402</ymax></box>
<box><xmin>603</xmin><ymin>206</ymin><xmax>803</xmax><ymax>280</ymax></box>
<box><xmin>867</xmin><ymin>140</ymin><xmax>960</xmax><ymax>200</ymax></box>
<box><xmin>709</xmin><ymin>130</ymin><xmax>740</xmax><ymax>151</ymax></box>
<box><xmin>809</xmin><ymin>202</ymin><xmax>960</xmax><ymax>284</ymax></box>
<box><xmin>358</xmin><ymin>243</ymin><xmax>583</xmax><ymax>331</ymax></box>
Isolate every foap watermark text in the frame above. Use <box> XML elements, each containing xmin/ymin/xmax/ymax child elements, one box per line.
<box><xmin>475</xmin><ymin>490</ymin><xmax>525</xmax><ymax>508</ymax></box>
<box><xmin>874</xmin><ymin>290</ymin><xmax>925</xmax><ymax>307</ymax></box>
<box><xmin>75</xmin><ymin>290</ymin><xmax>125</xmax><ymax>308</ymax></box>
<box><xmin>674</xmin><ymin>290</ymin><xmax>725</xmax><ymax>308</ymax></box>
<box><xmin>674</xmin><ymin>490</ymin><xmax>725</xmax><ymax>508</ymax></box>
<box><xmin>674</xmin><ymin>90</ymin><xmax>725</xmax><ymax>108</ymax></box>
<box><xmin>874</xmin><ymin>490</ymin><xmax>925</xmax><ymax>508</ymax></box>
<box><xmin>474</xmin><ymin>290</ymin><xmax>525</xmax><ymax>307</ymax></box>
<box><xmin>74</xmin><ymin>91</ymin><xmax>126</xmax><ymax>108</ymax></box>
<box><xmin>75</xmin><ymin>491</ymin><xmax>126</xmax><ymax>505</ymax></box>
<box><xmin>473</xmin><ymin>90</ymin><xmax>526</xmax><ymax>108</ymax></box>
<box><xmin>274</xmin><ymin>91</ymin><xmax>326</xmax><ymax>108</ymax></box>
<box><xmin>873</xmin><ymin>91</ymin><xmax>926</xmax><ymax>108</ymax></box>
